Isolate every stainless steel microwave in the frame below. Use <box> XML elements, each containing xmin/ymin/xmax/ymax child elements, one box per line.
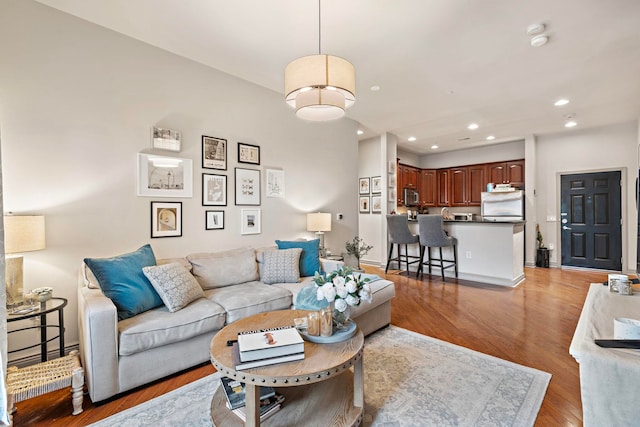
<box><xmin>403</xmin><ymin>188</ymin><xmax>419</xmax><ymax>206</ymax></box>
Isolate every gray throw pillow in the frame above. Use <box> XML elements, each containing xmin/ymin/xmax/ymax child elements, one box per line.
<box><xmin>142</xmin><ymin>262</ymin><xmax>204</xmax><ymax>312</ymax></box>
<box><xmin>261</xmin><ymin>248</ymin><xmax>302</xmax><ymax>284</ymax></box>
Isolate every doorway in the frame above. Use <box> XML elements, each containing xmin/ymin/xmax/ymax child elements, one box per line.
<box><xmin>560</xmin><ymin>171</ymin><xmax>622</xmax><ymax>271</ymax></box>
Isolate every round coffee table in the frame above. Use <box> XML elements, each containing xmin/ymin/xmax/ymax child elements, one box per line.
<box><xmin>210</xmin><ymin>309</ymin><xmax>364</xmax><ymax>426</ymax></box>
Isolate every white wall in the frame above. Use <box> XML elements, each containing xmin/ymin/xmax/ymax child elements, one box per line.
<box><xmin>358</xmin><ymin>137</ymin><xmax>384</xmax><ymax>264</ymax></box>
<box><xmin>536</xmin><ymin>121</ymin><xmax>638</xmax><ymax>271</ymax></box>
<box><xmin>420</xmin><ymin>140</ymin><xmax>525</xmax><ymax>169</ymax></box>
<box><xmin>0</xmin><ymin>0</ymin><xmax>359</xmax><ymax>361</ymax></box>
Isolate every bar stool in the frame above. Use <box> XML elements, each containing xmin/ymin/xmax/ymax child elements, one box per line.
<box><xmin>416</xmin><ymin>214</ymin><xmax>458</xmax><ymax>280</ymax></box>
<box><xmin>385</xmin><ymin>214</ymin><xmax>421</xmax><ymax>274</ymax></box>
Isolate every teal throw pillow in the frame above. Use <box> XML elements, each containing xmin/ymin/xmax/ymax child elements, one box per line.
<box><xmin>294</xmin><ymin>285</ymin><xmax>329</xmax><ymax>310</ymax></box>
<box><xmin>84</xmin><ymin>244</ymin><xmax>163</xmax><ymax>321</ymax></box>
<box><xmin>275</xmin><ymin>239</ymin><xmax>321</xmax><ymax>277</ymax></box>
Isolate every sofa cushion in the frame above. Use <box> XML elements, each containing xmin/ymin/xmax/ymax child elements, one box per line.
<box><xmin>260</xmin><ymin>248</ymin><xmax>302</xmax><ymax>284</ymax></box>
<box><xmin>205</xmin><ymin>281</ymin><xmax>292</xmax><ymax>324</ymax></box>
<box><xmin>275</xmin><ymin>239</ymin><xmax>321</xmax><ymax>277</ymax></box>
<box><xmin>187</xmin><ymin>248</ymin><xmax>258</xmax><ymax>289</ymax></box>
<box><xmin>84</xmin><ymin>244</ymin><xmax>163</xmax><ymax>321</ymax></box>
<box><xmin>142</xmin><ymin>263</ymin><xmax>204</xmax><ymax>312</ymax></box>
<box><xmin>117</xmin><ymin>297</ymin><xmax>226</xmax><ymax>356</ymax></box>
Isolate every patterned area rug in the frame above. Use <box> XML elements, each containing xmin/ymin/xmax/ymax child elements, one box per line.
<box><xmin>89</xmin><ymin>326</ymin><xmax>550</xmax><ymax>427</ymax></box>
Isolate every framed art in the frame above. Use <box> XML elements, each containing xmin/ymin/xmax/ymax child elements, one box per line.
<box><xmin>151</xmin><ymin>201</ymin><xmax>182</xmax><ymax>238</ymax></box>
<box><xmin>137</xmin><ymin>153</ymin><xmax>193</xmax><ymax>198</ymax></box>
<box><xmin>238</xmin><ymin>142</ymin><xmax>260</xmax><ymax>165</ymax></box>
<box><xmin>389</xmin><ymin>188</ymin><xmax>397</xmax><ymax>202</ymax></box>
<box><xmin>388</xmin><ymin>161</ymin><xmax>397</xmax><ymax>174</ymax></box>
<box><xmin>202</xmin><ymin>173</ymin><xmax>227</xmax><ymax>206</ymax></box>
<box><xmin>152</xmin><ymin>126</ymin><xmax>181</xmax><ymax>152</ymax></box>
<box><xmin>371</xmin><ymin>176</ymin><xmax>382</xmax><ymax>194</ymax></box>
<box><xmin>389</xmin><ymin>174</ymin><xmax>397</xmax><ymax>188</ymax></box>
<box><xmin>266</xmin><ymin>168</ymin><xmax>285</xmax><ymax>198</ymax></box>
<box><xmin>202</xmin><ymin>135</ymin><xmax>227</xmax><ymax>170</ymax></box>
<box><xmin>205</xmin><ymin>210</ymin><xmax>225</xmax><ymax>230</ymax></box>
<box><xmin>359</xmin><ymin>177</ymin><xmax>370</xmax><ymax>195</ymax></box>
<box><xmin>240</xmin><ymin>208</ymin><xmax>261</xmax><ymax>235</ymax></box>
<box><xmin>372</xmin><ymin>195</ymin><xmax>382</xmax><ymax>213</ymax></box>
<box><xmin>235</xmin><ymin>168</ymin><xmax>261</xmax><ymax>205</ymax></box>
<box><xmin>359</xmin><ymin>196</ymin><xmax>370</xmax><ymax>213</ymax></box>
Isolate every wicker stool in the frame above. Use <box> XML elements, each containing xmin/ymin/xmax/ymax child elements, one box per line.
<box><xmin>6</xmin><ymin>350</ymin><xmax>84</xmax><ymax>422</ymax></box>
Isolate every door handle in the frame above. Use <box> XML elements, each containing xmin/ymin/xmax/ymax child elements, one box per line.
<box><xmin>562</xmin><ymin>226</ymin><xmax>572</xmax><ymax>230</ymax></box>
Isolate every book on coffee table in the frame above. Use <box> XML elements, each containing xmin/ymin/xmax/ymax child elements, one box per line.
<box><xmin>220</xmin><ymin>376</ymin><xmax>275</xmax><ymax>410</ymax></box>
<box><xmin>237</xmin><ymin>325</ymin><xmax>304</xmax><ymax>362</ymax></box>
<box><xmin>232</xmin><ymin>342</ymin><xmax>304</xmax><ymax>370</ymax></box>
<box><xmin>231</xmin><ymin>393</ymin><xmax>285</xmax><ymax>422</ymax></box>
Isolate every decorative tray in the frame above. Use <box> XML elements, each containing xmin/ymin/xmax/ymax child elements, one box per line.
<box><xmin>299</xmin><ymin>320</ymin><xmax>357</xmax><ymax>343</ymax></box>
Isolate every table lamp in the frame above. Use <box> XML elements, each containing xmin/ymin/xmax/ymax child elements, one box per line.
<box><xmin>306</xmin><ymin>212</ymin><xmax>331</xmax><ymax>257</ymax></box>
<box><xmin>4</xmin><ymin>215</ymin><xmax>46</xmax><ymax>309</ymax></box>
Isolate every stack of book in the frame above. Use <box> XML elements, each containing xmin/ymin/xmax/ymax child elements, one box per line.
<box><xmin>232</xmin><ymin>325</ymin><xmax>305</xmax><ymax>370</ymax></box>
<box><xmin>221</xmin><ymin>376</ymin><xmax>285</xmax><ymax>422</ymax></box>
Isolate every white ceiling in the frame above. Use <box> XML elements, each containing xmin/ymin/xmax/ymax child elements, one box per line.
<box><xmin>36</xmin><ymin>0</ymin><xmax>640</xmax><ymax>154</ymax></box>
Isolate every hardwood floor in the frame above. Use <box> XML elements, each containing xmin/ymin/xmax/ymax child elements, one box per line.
<box><xmin>12</xmin><ymin>266</ymin><xmax>604</xmax><ymax>426</ymax></box>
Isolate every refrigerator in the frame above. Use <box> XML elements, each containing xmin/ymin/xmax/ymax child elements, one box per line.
<box><xmin>481</xmin><ymin>190</ymin><xmax>524</xmax><ymax>221</ymax></box>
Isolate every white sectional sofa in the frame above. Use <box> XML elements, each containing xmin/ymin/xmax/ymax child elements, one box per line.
<box><xmin>77</xmin><ymin>244</ymin><xmax>395</xmax><ymax>402</ymax></box>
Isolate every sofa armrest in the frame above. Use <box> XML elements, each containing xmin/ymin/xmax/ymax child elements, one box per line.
<box><xmin>320</xmin><ymin>258</ymin><xmax>344</xmax><ymax>274</ymax></box>
<box><xmin>77</xmin><ymin>285</ymin><xmax>119</xmax><ymax>402</ymax></box>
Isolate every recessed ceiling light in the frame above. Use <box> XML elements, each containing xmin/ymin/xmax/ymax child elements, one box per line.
<box><xmin>370</xmin><ymin>85</ymin><xmax>380</xmax><ymax>91</ymax></box>
<box><xmin>554</xmin><ymin>99</ymin><xmax>570</xmax><ymax>106</ymax></box>
<box><xmin>408</xmin><ymin>136</ymin><xmax>416</xmax><ymax>142</ymax></box>
<box><xmin>431</xmin><ymin>145</ymin><xmax>439</xmax><ymax>150</ymax></box>
<box><xmin>467</xmin><ymin>123</ymin><xmax>479</xmax><ymax>130</ymax></box>
<box><xmin>527</xmin><ymin>23</ymin><xmax>545</xmax><ymax>36</ymax></box>
<box><xmin>357</xmin><ymin>130</ymin><xmax>363</xmax><ymax>135</ymax></box>
<box><xmin>565</xmin><ymin>121</ymin><xmax>577</xmax><ymax>128</ymax></box>
<box><xmin>486</xmin><ymin>135</ymin><xmax>495</xmax><ymax>140</ymax></box>
<box><xmin>531</xmin><ymin>34</ymin><xmax>549</xmax><ymax>47</ymax></box>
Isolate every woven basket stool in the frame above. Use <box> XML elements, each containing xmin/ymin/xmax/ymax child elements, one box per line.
<box><xmin>6</xmin><ymin>350</ymin><xmax>84</xmax><ymax>422</ymax></box>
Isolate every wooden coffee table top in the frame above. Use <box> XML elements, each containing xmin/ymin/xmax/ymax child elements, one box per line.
<box><xmin>210</xmin><ymin>309</ymin><xmax>364</xmax><ymax>387</ymax></box>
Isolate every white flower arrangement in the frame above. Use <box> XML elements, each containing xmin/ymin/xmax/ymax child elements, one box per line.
<box><xmin>314</xmin><ymin>267</ymin><xmax>372</xmax><ymax>312</ymax></box>
<box><xmin>31</xmin><ymin>287</ymin><xmax>53</xmax><ymax>296</ymax></box>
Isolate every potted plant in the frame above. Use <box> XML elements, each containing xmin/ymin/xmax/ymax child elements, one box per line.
<box><xmin>343</xmin><ymin>236</ymin><xmax>373</xmax><ymax>270</ymax></box>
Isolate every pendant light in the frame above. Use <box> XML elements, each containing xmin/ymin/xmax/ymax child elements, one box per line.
<box><xmin>284</xmin><ymin>0</ymin><xmax>356</xmax><ymax>121</ymax></box>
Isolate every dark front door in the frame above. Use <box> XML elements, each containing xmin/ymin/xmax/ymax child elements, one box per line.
<box><xmin>560</xmin><ymin>171</ymin><xmax>622</xmax><ymax>271</ymax></box>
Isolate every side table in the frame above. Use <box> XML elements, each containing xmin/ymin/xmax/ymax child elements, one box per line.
<box><xmin>7</xmin><ymin>297</ymin><xmax>67</xmax><ymax>362</ymax></box>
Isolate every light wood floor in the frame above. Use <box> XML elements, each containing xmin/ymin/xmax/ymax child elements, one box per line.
<box><xmin>13</xmin><ymin>265</ymin><xmax>604</xmax><ymax>426</ymax></box>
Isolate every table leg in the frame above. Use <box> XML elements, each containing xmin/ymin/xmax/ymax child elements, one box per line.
<box><xmin>354</xmin><ymin>352</ymin><xmax>364</xmax><ymax>409</ymax></box>
<box><xmin>59</xmin><ymin>306</ymin><xmax>65</xmax><ymax>357</ymax></box>
<box><xmin>40</xmin><ymin>308</ymin><xmax>47</xmax><ymax>362</ymax></box>
<box><xmin>244</xmin><ymin>383</ymin><xmax>260</xmax><ymax>427</ymax></box>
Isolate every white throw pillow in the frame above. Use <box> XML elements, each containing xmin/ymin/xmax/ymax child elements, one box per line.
<box><xmin>260</xmin><ymin>248</ymin><xmax>302</xmax><ymax>284</ymax></box>
<box><xmin>187</xmin><ymin>247</ymin><xmax>259</xmax><ymax>289</ymax></box>
<box><xmin>142</xmin><ymin>263</ymin><xmax>204</xmax><ymax>312</ymax></box>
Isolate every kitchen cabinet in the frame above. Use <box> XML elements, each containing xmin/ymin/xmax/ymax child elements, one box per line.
<box><xmin>437</xmin><ymin>169</ymin><xmax>450</xmax><ymax>206</ymax></box>
<box><xmin>419</xmin><ymin>169</ymin><xmax>437</xmax><ymax>206</ymax></box>
<box><xmin>467</xmin><ymin>164</ymin><xmax>486</xmax><ymax>205</ymax></box>
<box><xmin>450</xmin><ymin>167</ymin><xmax>467</xmax><ymax>206</ymax></box>
<box><xmin>487</xmin><ymin>160</ymin><xmax>525</xmax><ymax>188</ymax></box>
<box><xmin>399</xmin><ymin>163</ymin><xmax>419</xmax><ymax>189</ymax></box>
<box><xmin>449</xmin><ymin>164</ymin><xmax>485</xmax><ymax>207</ymax></box>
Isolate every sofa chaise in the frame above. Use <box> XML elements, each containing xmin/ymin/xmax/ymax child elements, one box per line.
<box><xmin>78</xmin><ymin>242</ymin><xmax>395</xmax><ymax>402</ymax></box>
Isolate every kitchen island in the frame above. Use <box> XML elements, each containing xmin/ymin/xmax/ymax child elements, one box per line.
<box><xmin>406</xmin><ymin>219</ymin><xmax>525</xmax><ymax>287</ymax></box>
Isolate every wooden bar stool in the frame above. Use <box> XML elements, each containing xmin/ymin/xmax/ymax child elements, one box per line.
<box><xmin>385</xmin><ymin>214</ymin><xmax>421</xmax><ymax>274</ymax></box>
<box><xmin>416</xmin><ymin>214</ymin><xmax>458</xmax><ymax>280</ymax></box>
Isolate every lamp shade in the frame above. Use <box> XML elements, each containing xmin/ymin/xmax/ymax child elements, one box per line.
<box><xmin>307</xmin><ymin>212</ymin><xmax>332</xmax><ymax>232</ymax></box>
<box><xmin>4</xmin><ymin>215</ymin><xmax>46</xmax><ymax>254</ymax></box>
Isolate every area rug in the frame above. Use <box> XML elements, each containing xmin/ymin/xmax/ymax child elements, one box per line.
<box><xmin>89</xmin><ymin>326</ymin><xmax>550</xmax><ymax>427</ymax></box>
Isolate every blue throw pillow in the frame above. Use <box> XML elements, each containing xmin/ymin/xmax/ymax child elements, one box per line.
<box><xmin>275</xmin><ymin>239</ymin><xmax>322</xmax><ymax>277</ymax></box>
<box><xmin>84</xmin><ymin>244</ymin><xmax>163</xmax><ymax>321</ymax></box>
<box><xmin>294</xmin><ymin>285</ymin><xmax>329</xmax><ymax>310</ymax></box>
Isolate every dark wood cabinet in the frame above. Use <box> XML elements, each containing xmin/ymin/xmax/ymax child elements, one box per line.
<box><xmin>450</xmin><ymin>167</ymin><xmax>467</xmax><ymax>207</ymax></box>
<box><xmin>419</xmin><ymin>169</ymin><xmax>437</xmax><ymax>206</ymax></box>
<box><xmin>487</xmin><ymin>160</ymin><xmax>525</xmax><ymax>188</ymax></box>
<box><xmin>449</xmin><ymin>164</ymin><xmax>485</xmax><ymax>207</ymax></box>
<box><xmin>399</xmin><ymin>164</ymin><xmax>419</xmax><ymax>189</ymax></box>
<box><xmin>467</xmin><ymin>164</ymin><xmax>486</xmax><ymax>205</ymax></box>
<box><xmin>437</xmin><ymin>169</ymin><xmax>450</xmax><ymax>206</ymax></box>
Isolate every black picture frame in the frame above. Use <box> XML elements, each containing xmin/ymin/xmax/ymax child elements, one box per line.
<box><xmin>202</xmin><ymin>173</ymin><xmax>227</xmax><ymax>206</ymax></box>
<box><xmin>205</xmin><ymin>210</ymin><xmax>225</xmax><ymax>230</ymax></box>
<box><xmin>238</xmin><ymin>142</ymin><xmax>260</xmax><ymax>165</ymax></box>
<box><xmin>150</xmin><ymin>201</ymin><xmax>182</xmax><ymax>238</ymax></box>
<box><xmin>202</xmin><ymin>135</ymin><xmax>227</xmax><ymax>170</ymax></box>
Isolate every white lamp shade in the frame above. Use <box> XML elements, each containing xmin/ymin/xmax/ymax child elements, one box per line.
<box><xmin>4</xmin><ymin>215</ymin><xmax>46</xmax><ymax>254</ymax></box>
<box><xmin>307</xmin><ymin>212</ymin><xmax>332</xmax><ymax>232</ymax></box>
<box><xmin>296</xmin><ymin>89</ymin><xmax>345</xmax><ymax>121</ymax></box>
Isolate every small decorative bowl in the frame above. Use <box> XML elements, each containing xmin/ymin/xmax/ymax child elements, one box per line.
<box><xmin>37</xmin><ymin>292</ymin><xmax>52</xmax><ymax>302</ymax></box>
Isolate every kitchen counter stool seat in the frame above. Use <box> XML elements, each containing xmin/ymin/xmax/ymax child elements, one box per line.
<box><xmin>416</xmin><ymin>214</ymin><xmax>458</xmax><ymax>280</ymax></box>
<box><xmin>385</xmin><ymin>215</ymin><xmax>421</xmax><ymax>274</ymax></box>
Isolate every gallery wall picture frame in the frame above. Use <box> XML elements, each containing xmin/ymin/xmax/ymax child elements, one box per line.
<box><xmin>238</xmin><ymin>142</ymin><xmax>260</xmax><ymax>165</ymax></box>
<box><xmin>202</xmin><ymin>135</ymin><xmax>227</xmax><ymax>170</ymax></box>
<box><xmin>235</xmin><ymin>167</ymin><xmax>261</xmax><ymax>205</ymax></box>
<box><xmin>150</xmin><ymin>201</ymin><xmax>182</xmax><ymax>238</ymax></box>
<box><xmin>371</xmin><ymin>195</ymin><xmax>382</xmax><ymax>213</ymax></box>
<box><xmin>202</xmin><ymin>173</ymin><xmax>227</xmax><ymax>206</ymax></box>
<box><xmin>265</xmin><ymin>168</ymin><xmax>285</xmax><ymax>198</ymax></box>
<box><xmin>137</xmin><ymin>153</ymin><xmax>193</xmax><ymax>198</ymax></box>
<box><xmin>240</xmin><ymin>208</ymin><xmax>261</xmax><ymax>235</ymax></box>
<box><xmin>388</xmin><ymin>161</ymin><xmax>397</xmax><ymax>174</ymax></box>
<box><xmin>152</xmin><ymin>126</ymin><xmax>181</xmax><ymax>152</ymax></box>
<box><xmin>371</xmin><ymin>176</ymin><xmax>382</xmax><ymax>194</ymax></box>
<box><xmin>389</xmin><ymin>188</ymin><xmax>397</xmax><ymax>202</ymax></box>
<box><xmin>359</xmin><ymin>196</ymin><xmax>370</xmax><ymax>213</ymax></box>
<box><xmin>359</xmin><ymin>177</ymin><xmax>370</xmax><ymax>195</ymax></box>
<box><xmin>389</xmin><ymin>175</ymin><xmax>397</xmax><ymax>188</ymax></box>
<box><xmin>205</xmin><ymin>210</ymin><xmax>225</xmax><ymax>230</ymax></box>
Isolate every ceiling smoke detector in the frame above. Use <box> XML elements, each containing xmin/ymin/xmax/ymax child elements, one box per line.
<box><xmin>527</xmin><ymin>23</ymin><xmax>545</xmax><ymax>36</ymax></box>
<box><xmin>531</xmin><ymin>34</ymin><xmax>549</xmax><ymax>47</ymax></box>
